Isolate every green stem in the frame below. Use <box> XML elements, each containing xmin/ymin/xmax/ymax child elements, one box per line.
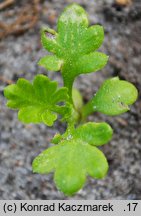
<box><xmin>62</xmin><ymin>69</ymin><xmax>83</xmax><ymax>125</ymax></box>
<box><xmin>63</xmin><ymin>74</ymin><xmax>74</xmax><ymax>103</ymax></box>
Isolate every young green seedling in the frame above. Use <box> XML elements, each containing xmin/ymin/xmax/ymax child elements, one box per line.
<box><xmin>4</xmin><ymin>3</ymin><xmax>138</xmax><ymax>196</ymax></box>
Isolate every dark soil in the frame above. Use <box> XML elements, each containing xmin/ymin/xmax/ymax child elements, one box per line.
<box><xmin>0</xmin><ymin>0</ymin><xmax>141</xmax><ymax>199</ymax></box>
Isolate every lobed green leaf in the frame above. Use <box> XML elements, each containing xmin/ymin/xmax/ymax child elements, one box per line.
<box><xmin>39</xmin><ymin>3</ymin><xmax>107</xmax><ymax>80</ymax></box>
<box><xmin>32</xmin><ymin>140</ymin><xmax>108</xmax><ymax>196</ymax></box>
<box><xmin>4</xmin><ymin>74</ymin><xmax>69</xmax><ymax>126</ymax></box>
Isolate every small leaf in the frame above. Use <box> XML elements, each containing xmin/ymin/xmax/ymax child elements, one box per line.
<box><xmin>38</xmin><ymin>55</ymin><xmax>63</xmax><ymax>71</ymax></box>
<box><xmin>32</xmin><ymin>140</ymin><xmax>108</xmax><ymax>196</ymax></box>
<box><xmin>51</xmin><ymin>133</ymin><xmax>62</xmax><ymax>144</ymax></box>
<box><xmin>73</xmin><ymin>122</ymin><xmax>113</xmax><ymax>146</ymax></box>
<box><xmin>91</xmin><ymin>77</ymin><xmax>138</xmax><ymax>116</ymax></box>
<box><xmin>4</xmin><ymin>74</ymin><xmax>69</xmax><ymax>126</ymax></box>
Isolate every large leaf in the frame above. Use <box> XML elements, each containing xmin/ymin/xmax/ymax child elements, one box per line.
<box><xmin>39</xmin><ymin>120</ymin><xmax>111</xmax><ymax>195</ymax></box>
<box><xmin>83</xmin><ymin>77</ymin><xmax>138</xmax><ymax>116</ymax></box>
<box><xmin>39</xmin><ymin>3</ymin><xmax>108</xmax><ymax>81</ymax></box>
<box><xmin>4</xmin><ymin>74</ymin><xmax>69</xmax><ymax>126</ymax></box>
<box><xmin>32</xmin><ymin>140</ymin><xmax>108</xmax><ymax>196</ymax></box>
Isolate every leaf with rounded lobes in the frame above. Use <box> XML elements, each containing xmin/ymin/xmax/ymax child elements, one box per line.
<box><xmin>32</xmin><ymin>145</ymin><xmax>59</xmax><ymax>174</ymax></box>
<box><xmin>91</xmin><ymin>77</ymin><xmax>138</xmax><ymax>116</ymax></box>
<box><xmin>4</xmin><ymin>74</ymin><xmax>69</xmax><ymax>126</ymax></box>
<box><xmin>41</xmin><ymin>27</ymin><xmax>61</xmax><ymax>55</ymax></box>
<box><xmin>57</xmin><ymin>3</ymin><xmax>88</xmax><ymax>51</ymax></box>
<box><xmin>38</xmin><ymin>55</ymin><xmax>63</xmax><ymax>71</ymax></box>
<box><xmin>32</xmin><ymin>140</ymin><xmax>108</xmax><ymax>196</ymax></box>
<box><xmin>73</xmin><ymin>122</ymin><xmax>113</xmax><ymax>146</ymax></box>
<box><xmin>78</xmin><ymin>25</ymin><xmax>104</xmax><ymax>55</ymax></box>
<box><xmin>39</xmin><ymin>3</ymin><xmax>107</xmax><ymax>80</ymax></box>
<box><xmin>72</xmin><ymin>52</ymin><xmax>108</xmax><ymax>75</ymax></box>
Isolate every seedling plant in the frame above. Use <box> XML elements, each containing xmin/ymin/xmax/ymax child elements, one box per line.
<box><xmin>4</xmin><ymin>3</ymin><xmax>138</xmax><ymax>196</ymax></box>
